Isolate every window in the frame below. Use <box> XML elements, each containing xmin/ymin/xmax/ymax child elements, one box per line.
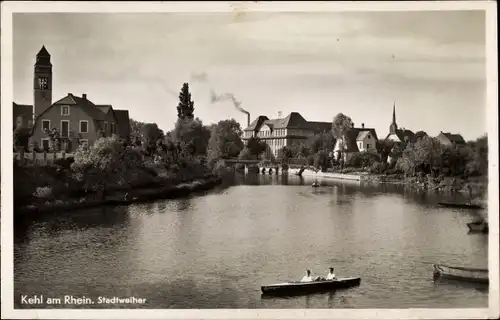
<box><xmin>368</xmin><ymin>134</ymin><xmax>371</xmax><ymax>139</ymax></box>
<box><xmin>79</xmin><ymin>139</ymin><xmax>88</xmax><ymax>147</ymax></box>
<box><xmin>42</xmin><ymin>119</ymin><xmax>50</xmax><ymax>132</ymax></box>
<box><xmin>61</xmin><ymin>120</ymin><xmax>70</xmax><ymax>138</ymax></box>
<box><xmin>41</xmin><ymin>138</ymin><xmax>50</xmax><ymax>151</ymax></box>
<box><xmin>104</xmin><ymin>122</ymin><xmax>108</xmax><ymax>133</ymax></box>
<box><xmin>79</xmin><ymin>120</ymin><xmax>88</xmax><ymax>133</ymax></box>
<box><xmin>61</xmin><ymin>105</ymin><xmax>70</xmax><ymax>116</ymax></box>
<box><xmin>367</xmin><ymin>144</ymin><xmax>371</xmax><ymax>149</ymax></box>
<box><xmin>111</xmin><ymin>123</ymin><xmax>116</xmax><ymax>134</ymax></box>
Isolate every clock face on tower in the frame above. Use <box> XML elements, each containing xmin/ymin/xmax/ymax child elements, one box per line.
<box><xmin>38</xmin><ymin>77</ymin><xmax>48</xmax><ymax>90</ymax></box>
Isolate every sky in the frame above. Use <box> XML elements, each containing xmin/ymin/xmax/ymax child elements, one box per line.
<box><xmin>13</xmin><ymin>10</ymin><xmax>487</xmax><ymax>140</ymax></box>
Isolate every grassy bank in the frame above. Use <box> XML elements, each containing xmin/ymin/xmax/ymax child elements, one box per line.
<box><xmin>16</xmin><ymin>174</ymin><xmax>222</xmax><ymax>216</ymax></box>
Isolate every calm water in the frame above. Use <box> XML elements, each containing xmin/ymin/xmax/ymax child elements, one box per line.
<box><xmin>14</xmin><ymin>174</ymin><xmax>488</xmax><ymax>308</ymax></box>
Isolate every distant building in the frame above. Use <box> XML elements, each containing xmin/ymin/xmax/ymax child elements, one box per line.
<box><xmin>13</xmin><ymin>46</ymin><xmax>131</xmax><ymax>152</ymax></box>
<box><xmin>242</xmin><ymin>112</ymin><xmax>332</xmax><ymax>157</ymax></box>
<box><xmin>436</xmin><ymin>131</ymin><xmax>466</xmax><ymax>146</ymax></box>
<box><xmin>385</xmin><ymin>103</ymin><xmax>415</xmax><ymax>143</ymax></box>
<box><xmin>13</xmin><ymin>103</ymin><xmax>33</xmax><ymax>129</ymax></box>
<box><xmin>333</xmin><ymin>123</ymin><xmax>378</xmax><ymax>163</ymax></box>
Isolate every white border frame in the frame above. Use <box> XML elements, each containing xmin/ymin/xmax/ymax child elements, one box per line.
<box><xmin>41</xmin><ymin>119</ymin><xmax>50</xmax><ymax>132</ymax></box>
<box><xmin>79</xmin><ymin>120</ymin><xmax>89</xmax><ymax>133</ymax></box>
<box><xmin>60</xmin><ymin>119</ymin><xmax>70</xmax><ymax>138</ymax></box>
<box><xmin>1</xmin><ymin>1</ymin><xmax>498</xmax><ymax>320</ymax></box>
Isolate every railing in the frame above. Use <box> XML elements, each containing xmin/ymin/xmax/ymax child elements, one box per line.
<box><xmin>13</xmin><ymin>150</ymin><xmax>74</xmax><ymax>165</ymax></box>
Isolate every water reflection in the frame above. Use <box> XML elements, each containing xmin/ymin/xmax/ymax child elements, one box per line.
<box><xmin>14</xmin><ymin>173</ymin><xmax>489</xmax><ymax>309</ymax></box>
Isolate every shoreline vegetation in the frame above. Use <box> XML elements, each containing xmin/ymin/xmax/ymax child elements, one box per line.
<box><xmin>16</xmin><ymin>174</ymin><xmax>222</xmax><ymax>216</ymax></box>
<box><xmin>285</xmin><ymin>166</ymin><xmax>487</xmax><ymax>199</ymax></box>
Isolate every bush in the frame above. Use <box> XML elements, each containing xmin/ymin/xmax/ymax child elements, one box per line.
<box><xmin>369</xmin><ymin>161</ymin><xmax>387</xmax><ymax>174</ymax></box>
<box><xmin>33</xmin><ymin>186</ymin><xmax>52</xmax><ymax>199</ymax></box>
<box><xmin>54</xmin><ymin>156</ymin><xmax>75</xmax><ymax>169</ymax></box>
<box><xmin>347</xmin><ymin>151</ymin><xmax>379</xmax><ymax>168</ymax></box>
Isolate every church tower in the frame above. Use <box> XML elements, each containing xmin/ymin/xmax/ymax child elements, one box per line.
<box><xmin>33</xmin><ymin>46</ymin><xmax>53</xmax><ymax>120</ymax></box>
<box><xmin>389</xmin><ymin>102</ymin><xmax>398</xmax><ymax>134</ymax></box>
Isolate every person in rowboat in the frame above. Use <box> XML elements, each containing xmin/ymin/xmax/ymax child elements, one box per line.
<box><xmin>326</xmin><ymin>267</ymin><xmax>336</xmax><ymax>280</ymax></box>
<box><xmin>301</xmin><ymin>269</ymin><xmax>314</xmax><ymax>282</ymax></box>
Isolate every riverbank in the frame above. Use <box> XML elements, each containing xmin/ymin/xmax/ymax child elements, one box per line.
<box><xmin>15</xmin><ymin>175</ymin><xmax>222</xmax><ymax>216</ymax></box>
<box><xmin>286</xmin><ymin>167</ymin><xmax>487</xmax><ymax>199</ymax></box>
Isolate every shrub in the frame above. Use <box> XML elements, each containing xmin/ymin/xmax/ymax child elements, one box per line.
<box><xmin>369</xmin><ymin>161</ymin><xmax>387</xmax><ymax>174</ymax></box>
<box><xmin>33</xmin><ymin>186</ymin><xmax>52</xmax><ymax>199</ymax></box>
<box><xmin>54</xmin><ymin>156</ymin><xmax>75</xmax><ymax>169</ymax></box>
<box><xmin>347</xmin><ymin>151</ymin><xmax>379</xmax><ymax>168</ymax></box>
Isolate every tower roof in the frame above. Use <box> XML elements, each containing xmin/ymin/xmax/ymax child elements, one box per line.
<box><xmin>392</xmin><ymin>102</ymin><xmax>396</xmax><ymax>124</ymax></box>
<box><xmin>37</xmin><ymin>46</ymin><xmax>50</xmax><ymax>57</ymax></box>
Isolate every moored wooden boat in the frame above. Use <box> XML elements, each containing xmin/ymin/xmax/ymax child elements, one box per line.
<box><xmin>433</xmin><ymin>264</ymin><xmax>488</xmax><ymax>284</ymax></box>
<box><xmin>261</xmin><ymin>277</ymin><xmax>361</xmax><ymax>296</ymax></box>
<box><xmin>438</xmin><ymin>202</ymin><xmax>483</xmax><ymax>209</ymax></box>
<box><xmin>467</xmin><ymin>221</ymin><xmax>488</xmax><ymax>233</ymax></box>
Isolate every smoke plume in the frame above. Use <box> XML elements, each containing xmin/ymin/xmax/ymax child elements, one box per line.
<box><xmin>209</xmin><ymin>90</ymin><xmax>249</xmax><ymax>116</ymax></box>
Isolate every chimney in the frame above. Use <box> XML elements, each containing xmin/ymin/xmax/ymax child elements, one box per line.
<box><xmin>82</xmin><ymin>94</ymin><xmax>87</xmax><ymax>100</ymax></box>
<box><xmin>247</xmin><ymin>113</ymin><xmax>250</xmax><ymax>127</ymax></box>
<box><xmin>68</xmin><ymin>93</ymin><xmax>73</xmax><ymax>96</ymax></box>
<box><xmin>361</xmin><ymin>123</ymin><xmax>365</xmax><ymax>129</ymax></box>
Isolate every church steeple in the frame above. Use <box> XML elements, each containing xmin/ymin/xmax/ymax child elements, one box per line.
<box><xmin>34</xmin><ymin>45</ymin><xmax>53</xmax><ymax>118</ymax></box>
<box><xmin>389</xmin><ymin>102</ymin><xmax>398</xmax><ymax>134</ymax></box>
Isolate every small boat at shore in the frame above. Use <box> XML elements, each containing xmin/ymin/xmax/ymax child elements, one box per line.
<box><xmin>261</xmin><ymin>277</ymin><xmax>361</xmax><ymax>296</ymax></box>
<box><xmin>467</xmin><ymin>221</ymin><xmax>488</xmax><ymax>233</ymax></box>
<box><xmin>438</xmin><ymin>202</ymin><xmax>483</xmax><ymax>209</ymax></box>
<box><xmin>433</xmin><ymin>264</ymin><xmax>488</xmax><ymax>284</ymax></box>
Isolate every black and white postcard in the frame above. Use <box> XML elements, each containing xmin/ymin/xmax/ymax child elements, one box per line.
<box><xmin>1</xmin><ymin>1</ymin><xmax>498</xmax><ymax>319</ymax></box>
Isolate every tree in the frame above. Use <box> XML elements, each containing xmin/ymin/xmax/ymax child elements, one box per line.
<box><xmin>177</xmin><ymin>82</ymin><xmax>195</xmax><ymax>120</ymax></box>
<box><xmin>305</xmin><ymin>131</ymin><xmax>335</xmax><ymax>154</ymax></box>
<box><xmin>246</xmin><ymin>136</ymin><xmax>267</xmax><ymax>157</ymax></box>
<box><xmin>415</xmin><ymin>130</ymin><xmax>428</xmax><ymax>140</ymax></box>
<box><xmin>466</xmin><ymin>134</ymin><xmax>488</xmax><ymax>176</ymax></box>
<box><xmin>332</xmin><ymin>113</ymin><xmax>354</xmax><ymax>168</ymax></box>
<box><xmin>314</xmin><ymin>150</ymin><xmax>330</xmax><ymax>172</ymax></box>
<box><xmin>347</xmin><ymin>151</ymin><xmax>379</xmax><ymax>168</ymax></box>
<box><xmin>332</xmin><ymin>113</ymin><xmax>354</xmax><ymax>139</ymax></box>
<box><xmin>13</xmin><ymin>127</ymin><xmax>31</xmax><ymax>151</ymax></box>
<box><xmin>278</xmin><ymin>146</ymin><xmax>293</xmax><ymax>164</ymax></box>
<box><xmin>206</xmin><ymin>119</ymin><xmax>244</xmax><ymax>164</ymax></box>
<box><xmin>141</xmin><ymin>123</ymin><xmax>165</xmax><ymax>156</ymax></box>
<box><xmin>173</xmin><ymin>117</ymin><xmax>211</xmax><ymax>155</ymax></box>
<box><xmin>71</xmin><ymin>136</ymin><xmax>143</xmax><ymax>198</ymax></box>
<box><xmin>238</xmin><ymin>147</ymin><xmax>257</xmax><ymax>160</ymax></box>
<box><xmin>376</xmin><ymin>139</ymin><xmax>395</xmax><ymax>163</ymax></box>
<box><xmin>44</xmin><ymin>128</ymin><xmax>61</xmax><ymax>152</ymax></box>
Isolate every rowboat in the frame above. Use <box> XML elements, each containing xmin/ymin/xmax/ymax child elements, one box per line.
<box><xmin>261</xmin><ymin>277</ymin><xmax>361</xmax><ymax>296</ymax></box>
<box><xmin>433</xmin><ymin>264</ymin><xmax>488</xmax><ymax>284</ymax></box>
<box><xmin>467</xmin><ymin>221</ymin><xmax>488</xmax><ymax>233</ymax></box>
<box><xmin>438</xmin><ymin>202</ymin><xmax>483</xmax><ymax>209</ymax></box>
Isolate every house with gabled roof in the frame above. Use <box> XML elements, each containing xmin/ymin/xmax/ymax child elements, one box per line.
<box><xmin>31</xmin><ymin>93</ymin><xmax>130</xmax><ymax>152</ymax></box>
<box><xmin>333</xmin><ymin>123</ymin><xmax>378</xmax><ymax>163</ymax></box>
<box><xmin>436</xmin><ymin>131</ymin><xmax>466</xmax><ymax>146</ymax></box>
<box><xmin>242</xmin><ymin>112</ymin><xmax>333</xmax><ymax>157</ymax></box>
<box><xmin>13</xmin><ymin>46</ymin><xmax>131</xmax><ymax>152</ymax></box>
